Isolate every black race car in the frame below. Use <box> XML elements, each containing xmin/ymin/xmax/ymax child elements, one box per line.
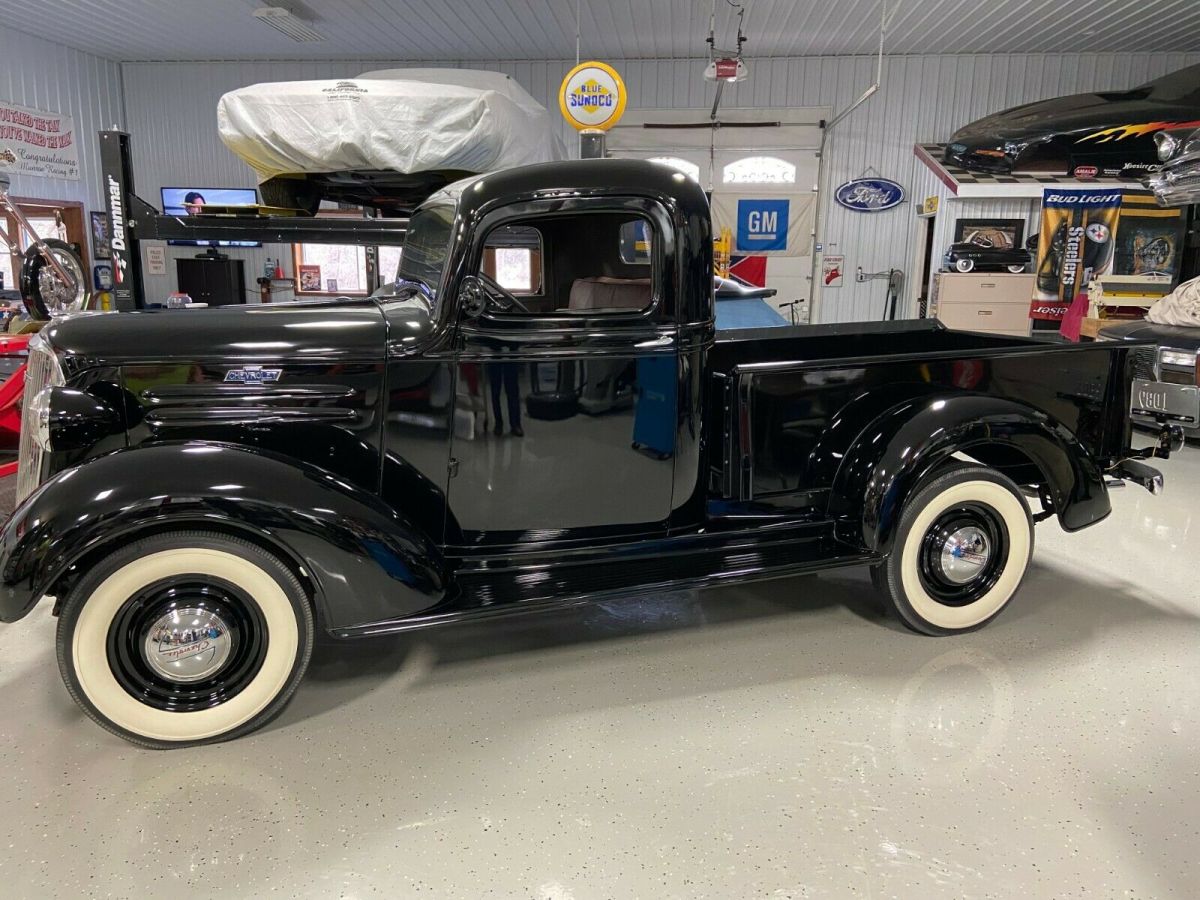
<box><xmin>943</xmin><ymin>242</ymin><xmax>1031</xmax><ymax>274</ymax></box>
<box><xmin>946</xmin><ymin>64</ymin><xmax>1200</xmax><ymax>178</ymax></box>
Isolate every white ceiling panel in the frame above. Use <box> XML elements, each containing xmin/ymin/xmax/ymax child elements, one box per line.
<box><xmin>2</xmin><ymin>0</ymin><xmax>1199</xmax><ymax>61</ymax></box>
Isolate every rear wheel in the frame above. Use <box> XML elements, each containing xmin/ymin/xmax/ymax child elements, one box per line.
<box><xmin>871</xmin><ymin>464</ymin><xmax>1033</xmax><ymax>635</ymax></box>
<box><xmin>1006</xmin><ymin>264</ymin><xmax>1026</xmax><ymax>274</ymax></box>
<box><xmin>56</xmin><ymin>531</ymin><xmax>313</xmax><ymax>748</ymax></box>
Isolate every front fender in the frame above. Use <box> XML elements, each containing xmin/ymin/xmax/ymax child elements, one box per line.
<box><xmin>829</xmin><ymin>394</ymin><xmax>1109</xmax><ymax>554</ymax></box>
<box><xmin>0</xmin><ymin>442</ymin><xmax>445</xmax><ymax>631</ymax></box>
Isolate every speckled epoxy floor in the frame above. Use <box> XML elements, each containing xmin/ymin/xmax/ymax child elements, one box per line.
<box><xmin>0</xmin><ymin>450</ymin><xmax>1197</xmax><ymax>899</ymax></box>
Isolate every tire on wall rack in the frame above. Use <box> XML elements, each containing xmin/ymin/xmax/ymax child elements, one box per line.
<box><xmin>870</xmin><ymin>463</ymin><xmax>1034</xmax><ymax>636</ymax></box>
<box><xmin>55</xmin><ymin>531</ymin><xmax>314</xmax><ymax>749</ymax></box>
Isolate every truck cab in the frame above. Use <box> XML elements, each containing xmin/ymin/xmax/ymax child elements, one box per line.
<box><xmin>0</xmin><ymin>158</ymin><xmax>1171</xmax><ymax>748</ymax></box>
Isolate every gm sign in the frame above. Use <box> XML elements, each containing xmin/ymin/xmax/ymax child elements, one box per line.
<box><xmin>736</xmin><ymin>199</ymin><xmax>789</xmax><ymax>252</ymax></box>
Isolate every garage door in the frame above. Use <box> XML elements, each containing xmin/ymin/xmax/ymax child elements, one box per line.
<box><xmin>607</xmin><ymin>107</ymin><xmax>827</xmax><ymax>315</ymax></box>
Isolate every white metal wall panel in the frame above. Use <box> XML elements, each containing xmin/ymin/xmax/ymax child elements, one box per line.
<box><xmin>0</xmin><ymin>27</ymin><xmax>124</xmax><ymax>208</ymax></box>
<box><xmin>122</xmin><ymin>51</ymin><xmax>1199</xmax><ymax>318</ymax></box>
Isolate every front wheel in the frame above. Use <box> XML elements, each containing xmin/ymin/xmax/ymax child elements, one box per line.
<box><xmin>954</xmin><ymin>258</ymin><xmax>975</xmax><ymax>273</ymax></box>
<box><xmin>56</xmin><ymin>531</ymin><xmax>314</xmax><ymax>748</ymax></box>
<box><xmin>20</xmin><ymin>238</ymin><xmax>87</xmax><ymax>319</ymax></box>
<box><xmin>871</xmin><ymin>464</ymin><xmax>1033</xmax><ymax>635</ymax></box>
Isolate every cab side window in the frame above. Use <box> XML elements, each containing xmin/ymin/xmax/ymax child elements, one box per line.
<box><xmin>476</xmin><ymin>212</ymin><xmax>658</xmax><ymax>316</ymax></box>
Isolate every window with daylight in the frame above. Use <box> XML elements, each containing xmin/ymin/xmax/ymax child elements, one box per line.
<box><xmin>294</xmin><ymin>242</ymin><xmax>368</xmax><ymax>294</ymax></box>
<box><xmin>648</xmin><ymin>156</ymin><xmax>701</xmax><ymax>182</ymax></box>
<box><xmin>722</xmin><ymin>155</ymin><xmax>796</xmax><ymax>184</ymax></box>
<box><xmin>482</xmin><ymin>225</ymin><xmax>542</xmax><ymax>294</ymax></box>
<box><xmin>378</xmin><ymin>245</ymin><xmax>403</xmax><ymax>283</ymax></box>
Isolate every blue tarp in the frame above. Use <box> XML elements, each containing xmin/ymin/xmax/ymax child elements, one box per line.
<box><xmin>715</xmin><ymin>298</ymin><xmax>788</xmax><ymax>330</ymax></box>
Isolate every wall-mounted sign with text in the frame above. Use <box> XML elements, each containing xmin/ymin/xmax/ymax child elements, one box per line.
<box><xmin>834</xmin><ymin>177</ymin><xmax>905</xmax><ymax>212</ymax></box>
<box><xmin>559</xmin><ymin>61</ymin><xmax>627</xmax><ymax>131</ymax></box>
<box><xmin>0</xmin><ymin>100</ymin><xmax>80</xmax><ymax>180</ymax></box>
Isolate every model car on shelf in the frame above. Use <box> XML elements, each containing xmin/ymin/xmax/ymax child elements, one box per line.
<box><xmin>0</xmin><ymin>151</ymin><xmax>1177</xmax><ymax>748</ymax></box>
<box><xmin>943</xmin><ymin>241</ymin><xmax>1031</xmax><ymax>274</ymax></box>
<box><xmin>945</xmin><ymin>63</ymin><xmax>1200</xmax><ymax>177</ymax></box>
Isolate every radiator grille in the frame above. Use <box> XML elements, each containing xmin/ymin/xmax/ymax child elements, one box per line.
<box><xmin>15</xmin><ymin>339</ymin><xmax>60</xmax><ymax>505</ymax></box>
<box><xmin>1130</xmin><ymin>347</ymin><xmax>1158</xmax><ymax>382</ymax></box>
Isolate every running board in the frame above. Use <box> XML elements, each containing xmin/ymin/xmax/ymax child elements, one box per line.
<box><xmin>332</xmin><ymin>535</ymin><xmax>880</xmax><ymax>639</ymax></box>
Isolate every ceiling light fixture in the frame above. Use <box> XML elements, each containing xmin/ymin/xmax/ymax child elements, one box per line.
<box><xmin>252</xmin><ymin>6</ymin><xmax>325</xmax><ymax>43</ymax></box>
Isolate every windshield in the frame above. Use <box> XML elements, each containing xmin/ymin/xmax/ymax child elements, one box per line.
<box><xmin>397</xmin><ymin>202</ymin><xmax>455</xmax><ymax>306</ymax></box>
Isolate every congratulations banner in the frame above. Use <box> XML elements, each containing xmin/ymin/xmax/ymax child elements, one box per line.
<box><xmin>0</xmin><ymin>100</ymin><xmax>80</xmax><ymax>180</ymax></box>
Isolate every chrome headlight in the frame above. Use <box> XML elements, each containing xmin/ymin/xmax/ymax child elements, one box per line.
<box><xmin>28</xmin><ymin>386</ymin><xmax>53</xmax><ymax>452</ymax></box>
<box><xmin>1155</xmin><ymin>131</ymin><xmax>1180</xmax><ymax>162</ymax></box>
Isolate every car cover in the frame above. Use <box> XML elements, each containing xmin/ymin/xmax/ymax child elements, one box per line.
<box><xmin>1147</xmin><ymin>274</ymin><xmax>1200</xmax><ymax>327</ymax></box>
<box><xmin>217</xmin><ymin>68</ymin><xmax>565</xmax><ymax>183</ymax></box>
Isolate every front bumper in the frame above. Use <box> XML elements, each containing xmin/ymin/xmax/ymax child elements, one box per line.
<box><xmin>945</xmin><ymin>142</ymin><xmax>1013</xmax><ymax>173</ymax></box>
<box><xmin>1146</xmin><ymin>150</ymin><xmax>1200</xmax><ymax>207</ymax></box>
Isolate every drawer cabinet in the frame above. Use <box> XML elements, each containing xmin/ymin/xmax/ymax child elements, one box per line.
<box><xmin>929</xmin><ymin>273</ymin><xmax>1034</xmax><ymax>336</ymax></box>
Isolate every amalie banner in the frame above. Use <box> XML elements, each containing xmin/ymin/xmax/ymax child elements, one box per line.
<box><xmin>0</xmin><ymin>100</ymin><xmax>80</xmax><ymax>180</ymax></box>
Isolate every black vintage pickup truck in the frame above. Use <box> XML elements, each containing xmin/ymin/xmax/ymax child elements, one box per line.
<box><xmin>0</xmin><ymin>159</ymin><xmax>1175</xmax><ymax>748</ymax></box>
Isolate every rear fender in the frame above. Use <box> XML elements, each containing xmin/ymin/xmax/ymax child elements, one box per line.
<box><xmin>829</xmin><ymin>395</ymin><xmax>1109</xmax><ymax>554</ymax></box>
<box><xmin>0</xmin><ymin>442</ymin><xmax>445</xmax><ymax>632</ymax></box>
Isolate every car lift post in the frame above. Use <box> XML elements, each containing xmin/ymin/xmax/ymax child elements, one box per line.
<box><xmin>99</xmin><ymin>131</ymin><xmax>146</xmax><ymax>311</ymax></box>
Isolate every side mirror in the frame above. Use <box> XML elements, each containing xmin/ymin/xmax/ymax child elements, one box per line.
<box><xmin>459</xmin><ymin>275</ymin><xmax>488</xmax><ymax>318</ymax></box>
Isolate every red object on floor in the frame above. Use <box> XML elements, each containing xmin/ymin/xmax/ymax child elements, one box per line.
<box><xmin>0</xmin><ymin>461</ymin><xmax>15</xmax><ymax>478</ymax></box>
<box><xmin>729</xmin><ymin>255</ymin><xmax>767</xmax><ymax>287</ymax></box>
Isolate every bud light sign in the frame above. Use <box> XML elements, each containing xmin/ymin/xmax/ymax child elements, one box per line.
<box><xmin>736</xmin><ymin>199</ymin><xmax>790</xmax><ymax>252</ymax></box>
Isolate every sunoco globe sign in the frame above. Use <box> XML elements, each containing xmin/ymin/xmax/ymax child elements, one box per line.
<box><xmin>559</xmin><ymin>61</ymin><xmax>627</xmax><ymax>131</ymax></box>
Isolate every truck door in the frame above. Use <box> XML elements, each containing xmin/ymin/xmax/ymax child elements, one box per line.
<box><xmin>447</xmin><ymin>197</ymin><xmax>679</xmax><ymax>548</ymax></box>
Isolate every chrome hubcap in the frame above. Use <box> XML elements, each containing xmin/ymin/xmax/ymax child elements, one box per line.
<box><xmin>143</xmin><ymin>607</ymin><xmax>232</xmax><ymax>683</ymax></box>
<box><xmin>939</xmin><ymin>526</ymin><xmax>991</xmax><ymax>585</ymax></box>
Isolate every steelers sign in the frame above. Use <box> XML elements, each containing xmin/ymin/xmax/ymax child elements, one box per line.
<box><xmin>558</xmin><ymin>61</ymin><xmax>627</xmax><ymax>131</ymax></box>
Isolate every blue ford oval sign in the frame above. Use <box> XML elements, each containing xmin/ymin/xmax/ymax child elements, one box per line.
<box><xmin>834</xmin><ymin>178</ymin><xmax>905</xmax><ymax>212</ymax></box>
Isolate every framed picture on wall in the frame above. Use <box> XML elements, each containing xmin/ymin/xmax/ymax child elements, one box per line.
<box><xmin>90</xmin><ymin>211</ymin><xmax>111</xmax><ymax>259</ymax></box>
<box><xmin>953</xmin><ymin>218</ymin><xmax>1025</xmax><ymax>251</ymax></box>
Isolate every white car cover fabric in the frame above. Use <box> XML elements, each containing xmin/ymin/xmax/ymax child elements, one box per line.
<box><xmin>218</xmin><ymin>68</ymin><xmax>565</xmax><ymax>182</ymax></box>
<box><xmin>1147</xmin><ymin>274</ymin><xmax>1200</xmax><ymax>327</ymax></box>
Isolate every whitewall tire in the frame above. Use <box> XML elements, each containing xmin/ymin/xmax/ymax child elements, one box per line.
<box><xmin>56</xmin><ymin>532</ymin><xmax>313</xmax><ymax>748</ymax></box>
<box><xmin>954</xmin><ymin>258</ymin><xmax>975</xmax><ymax>273</ymax></box>
<box><xmin>871</xmin><ymin>464</ymin><xmax>1033</xmax><ymax>636</ymax></box>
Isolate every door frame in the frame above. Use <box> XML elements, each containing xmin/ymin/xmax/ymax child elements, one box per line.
<box><xmin>446</xmin><ymin>194</ymin><xmax>682</xmax><ymax>549</ymax></box>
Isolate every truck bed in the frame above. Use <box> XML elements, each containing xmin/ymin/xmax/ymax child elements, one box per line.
<box><xmin>706</xmin><ymin>319</ymin><xmax>1139</xmax><ymax>512</ymax></box>
<box><xmin>711</xmin><ymin>319</ymin><xmax>1046</xmax><ymax>371</ymax></box>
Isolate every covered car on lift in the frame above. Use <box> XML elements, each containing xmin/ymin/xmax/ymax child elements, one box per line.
<box><xmin>218</xmin><ymin>68</ymin><xmax>566</xmax><ymax>214</ymax></box>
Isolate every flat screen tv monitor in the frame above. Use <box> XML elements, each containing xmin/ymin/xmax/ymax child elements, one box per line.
<box><xmin>161</xmin><ymin>187</ymin><xmax>261</xmax><ymax>248</ymax></box>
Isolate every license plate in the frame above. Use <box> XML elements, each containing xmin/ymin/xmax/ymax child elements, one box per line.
<box><xmin>1131</xmin><ymin>378</ymin><xmax>1200</xmax><ymax>425</ymax></box>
